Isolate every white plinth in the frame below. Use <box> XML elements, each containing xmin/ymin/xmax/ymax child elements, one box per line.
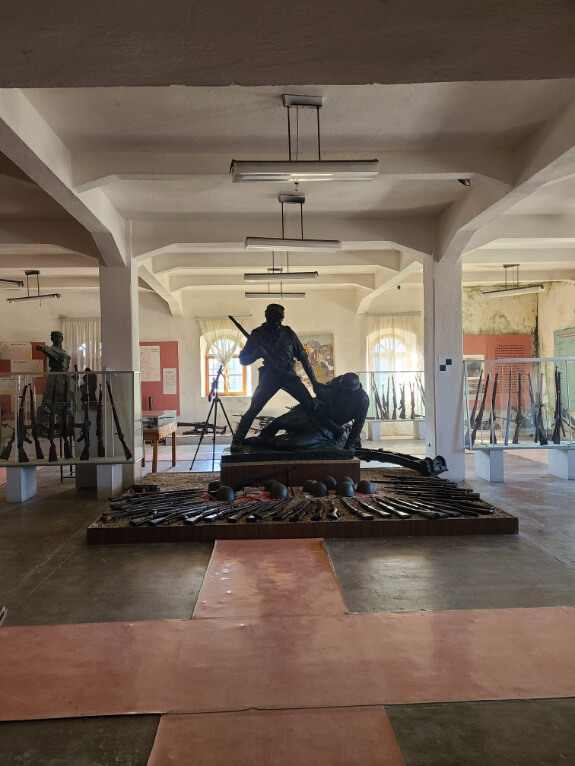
<box><xmin>367</xmin><ymin>421</ymin><xmax>381</xmax><ymax>441</ymax></box>
<box><xmin>413</xmin><ymin>420</ymin><xmax>426</xmax><ymax>440</ymax></box>
<box><xmin>475</xmin><ymin>449</ymin><xmax>504</xmax><ymax>483</ymax></box>
<box><xmin>97</xmin><ymin>464</ymin><xmax>124</xmax><ymax>499</ymax></box>
<box><xmin>6</xmin><ymin>466</ymin><xmax>37</xmax><ymax>502</ymax></box>
<box><xmin>548</xmin><ymin>448</ymin><xmax>575</xmax><ymax>480</ymax></box>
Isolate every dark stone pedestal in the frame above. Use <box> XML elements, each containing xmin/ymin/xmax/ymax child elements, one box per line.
<box><xmin>220</xmin><ymin>448</ymin><xmax>361</xmax><ymax>488</ymax></box>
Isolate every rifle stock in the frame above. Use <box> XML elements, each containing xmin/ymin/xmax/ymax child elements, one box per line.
<box><xmin>106</xmin><ymin>382</ymin><xmax>132</xmax><ymax>461</ymax></box>
<box><xmin>399</xmin><ymin>382</ymin><xmax>406</xmax><ymax>419</ymax></box>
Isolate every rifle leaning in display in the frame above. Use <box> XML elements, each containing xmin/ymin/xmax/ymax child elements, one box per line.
<box><xmin>17</xmin><ymin>385</ymin><xmax>32</xmax><ymax>463</ymax></box>
<box><xmin>96</xmin><ymin>385</ymin><xmax>105</xmax><ymax>457</ymax></box>
<box><xmin>28</xmin><ymin>382</ymin><xmax>44</xmax><ymax>459</ymax></box>
<box><xmin>409</xmin><ymin>381</ymin><xmax>416</xmax><ymax>419</ymax></box>
<box><xmin>106</xmin><ymin>382</ymin><xmax>132</xmax><ymax>460</ymax></box>
<box><xmin>552</xmin><ymin>367</ymin><xmax>563</xmax><ymax>444</ymax></box>
<box><xmin>466</xmin><ymin>368</ymin><xmax>483</xmax><ymax>447</ymax></box>
<box><xmin>78</xmin><ymin>395</ymin><xmax>91</xmax><ymax>461</ymax></box>
<box><xmin>470</xmin><ymin>372</ymin><xmax>490</xmax><ymax>446</ymax></box>
<box><xmin>391</xmin><ymin>376</ymin><xmax>397</xmax><ymax>420</ymax></box>
<box><xmin>512</xmin><ymin>372</ymin><xmax>524</xmax><ymax>444</ymax></box>
<box><xmin>0</xmin><ymin>407</ymin><xmax>15</xmax><ymax>461</ymax></box>
<box><xmin>504</xmin><ymin>369</ymin><xmax>512</xmax><ymax>446</ymax></box>
<box><xmin>371</xmin><ymin>376</ymin><xmax>384</xmax><ymax>419</ymax></box>
<box><xmin>47</xmin><ymin>375</ymin><xmax>59</xmax><ymax>462</ymax></box>
<box><xmin>399</xmin><ymin>382</ymin><xmax>406</xmax><ymax>419</ymax></box>
<box><xmin>489</xmin><ymin>372</ymin><xmax>499</xmax><ymax>444</ymax></box>
<box><xmin>527</xmin><ymin>372</ymin><xmax>548</xmax><ymax>445</ymax></box>
<box><xmin>61</xmin><ymin>375</ymin><xmax>73</xmax><ymax>459</ymax></box>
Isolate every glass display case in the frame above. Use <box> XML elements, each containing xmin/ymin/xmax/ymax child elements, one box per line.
<box><xmin>0</xmin><ymin>370</ymin><xmax>141</xmax><ymax>465</ymax></box>
<box><xmin>463</xmin><ymin>357</ymin><xmax>575</xmax><ymax>449</ymax></box>
<box><xmin>142</xmin><ymin>410</ymin><xmax>177</xmax><ymax>430</ymax></box>
<box><xmin>357</xmin><ymin>371</ymin><xmax>425</xmax><ymax>422</ymax></box>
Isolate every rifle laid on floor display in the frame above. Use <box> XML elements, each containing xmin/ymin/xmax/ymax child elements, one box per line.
<box><xmin>504</xmin><ymin>369</ymin><xmax>512</xmax><ymax>446</ymax></box>
<box><xmin>106</xmin><ymin>381</ymin><xmax>133</xmax><ymax>460</ymax></box>
<box><xmin>354</xmin><ymin>447</ymin><xmax>447</xmax><ymax>476</ymax></box>
<box><xmin>552</xmin><ymin>367</ymin><xmax>564</xmax><ymax>444</ymax></box>
<box><xmin>29</xmin><ymin>381</ymin><xmax>44</xmax><ymax>459</ymax></box>
<box><xmin>489</xmin><ymin>372</ymin><xmax>499</xmax><ymax>444</ymax></box>
<box><xmin>527</xmin><ymin>372</ymin><xmax>548</xmax><ymax>445</ymax></box>
<box><xmin>512</xmin><ymin>372</ymin><xmax>524</xmax><ymax>444</ymax></box>
<box><xmin>470</xmin><ymin>372</ymin><xmax>490</xmax><ymax>446</ymax></box>
<box><xmin>96</xmin><ymin>385</ymin><xmax>105</xmax><ymax>457</ymax></box>
<box><xmin>17</xmin><ymin>384</ymin><xmax>31</xmax><ymax>463</ymax></box>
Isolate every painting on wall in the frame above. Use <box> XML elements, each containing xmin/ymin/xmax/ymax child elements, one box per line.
<box><xmin>295</xmin><ymin>333</ymin><xmax>335</xmax><ymax>391</ymax></box>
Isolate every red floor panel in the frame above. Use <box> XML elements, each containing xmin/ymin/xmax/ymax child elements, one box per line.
<box><xmin>147</xmin><ymin>707</ymin><xmax>405</xmax><ymax>766</ymax></box>
<box><xmin>193</xmin><ymin>539</ymin><xmax>348</xmax><ymax>618</ymax></box>
<box><xmin>1</xmin><ymin>607</ymin><xmax>574</xmax><ymax>721</ymax></box>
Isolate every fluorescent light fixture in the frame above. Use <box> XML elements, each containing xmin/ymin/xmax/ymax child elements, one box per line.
<box><xmin>245</xmin><ymin>291</ymin><xmax>306</xmax><ymax>299</ymax></box>
<box><xmin>245</xmin><ymin>237</ymin><xmax>340</xmax><ymax>251</ymax></box>
<box><xmin>244</xmin><ymin>271</ymin><xmax>319</xmax><ymax>282</ymax></box>
<box><xmin>0</xmin><ymin>278</ymin><xmax>24</xmax><ymax>286</ymax></box>
<box><xmin>7</xmin><ymin>293</ymin><xmax>61</xmax><ymax>303</ymax></box>
<box><xmin>231</xmin><ymin>160</ymin><xmax>379</xmax><ymax>183</ymax></box>
<box><xmin>481</xmin><ymin>285</ymin><xmax>544</xmax><ymax>298</ymax></box>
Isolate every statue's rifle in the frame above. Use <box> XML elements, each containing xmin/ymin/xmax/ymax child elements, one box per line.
<box><xmin>489</xmin><ymin>372</ymin><xmax>499</xmax><ymax>444</ymax></box>
<box><xmin>96</xmin><ymin>384</ymin><xmax>105</xmax><ymax>457</ymax></box>
<box><xmin>504</xmin><ymin>368</ymin><xmax>512</xmax><ymax>446</ymax></box>
<box><xmin>17</xmin><ymin>384</ymin><xmax>31</xmax><ymax>463</ymax></box>
<box><xmin>512</xmin><ymin>372</ymin><xmax>524</xmax><ymax>444</ymax></box>
<box><xmin>470</xmin><ymin>373</ymin><xmax>490</xmax><ymax>446</ymax></box>
<box><xmin>47</xmin><ymin>377</ymin><xmax>58</xmax><ymax>462</ymax></box>
<box><xmin>106</xmin><ymin>382</ymin><xmax>132</xmax><ymax>460</ymax></box>
<box><xmin>391</xmin><ymin>376</ymin><xmax>397</xmax><ymax>420</ymax></box>
<box><xmin>29</xmin><ymin>381</ymin><xmax>44</xmax><ymax>459</ymax></box>
<box><xmin>61</xmin><ymin>375</ymin><xmax>73</xmax><ymax>459</ymax></box>
<box><xmin>399</xmin><ymin>382</ymin><xmax>406</xmax><ymax>419</ymax></box>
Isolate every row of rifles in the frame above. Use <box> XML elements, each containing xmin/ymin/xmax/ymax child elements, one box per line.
<box><xmin>468</xmin><ymin>367</ymin><xmax>566</xmax><ymax>447</ymax></box>
<box><xmin>0</xmin><ymin>380</ymin><xmax>131</xmax><ymax>463</ymax></box>
<box><xmin>370</xmin><ymin>375</ymin><xmax>425</xmax><ymax>420</ymax></box>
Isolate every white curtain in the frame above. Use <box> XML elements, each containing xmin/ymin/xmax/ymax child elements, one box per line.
<box><xmin>198</xmin><ymin>317</ymin><xmax>245</xmax><ymax>370</ymax></box>
<box><xmin>61</xmin><ymin>318</ymin><xmax>102</xmax><ymax>371</ymax></box>
<box><xmin>366</xmin><ymin>313</ymin><xmax>424</xmax><ymax>371</ymax></box>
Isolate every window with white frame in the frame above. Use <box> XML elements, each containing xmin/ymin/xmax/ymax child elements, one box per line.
<box><xmin>205</xmin><ymin>339</ymin><xmax>247</xmax><ymax>397</ymax></box>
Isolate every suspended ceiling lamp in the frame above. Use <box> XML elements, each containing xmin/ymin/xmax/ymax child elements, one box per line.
<box><xmin>0</xmin><ymin>277</ymin><xmax>24</xmax><ymax>286</ymax></box>
<box><xmin>245</xmin><ymin>193</ymin><xmax>341</xmax><ymax>252</ymax></box>
<box><xmin>6</xmin><ymin>270</ymin><xmax>61</xmax><ymax>303</ymax></box>
<box><xmin>231</xmin><ymin>95</ymin><xmax>379</xmax><ymax>183</ymax></box>
<box><xmin>481</xmin><ymin>264</ymin><xmax>544</xmax><ymax>299</ymax></box>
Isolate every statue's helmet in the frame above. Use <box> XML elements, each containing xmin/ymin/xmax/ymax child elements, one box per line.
<box><xmin>265</xmin><ymin>303</ymin><xmax>285</xmax><ymax>323</ymax></box>
<box><xmin>340</xmin><ymin>372</ymin><xmax>361</xmax><ymax>392</ymax></box>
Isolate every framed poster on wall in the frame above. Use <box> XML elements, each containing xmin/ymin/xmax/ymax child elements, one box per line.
<box><xmin>140</xmin><ymin>341</ymin><xmax>180</xmax><ymax>414</ymax></box>
<box><xmin>295</xmin><ymin>333</ymin><xmax>335</xmax><ymax>391</ymax></box>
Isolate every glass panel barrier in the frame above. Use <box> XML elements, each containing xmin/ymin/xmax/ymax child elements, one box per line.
<box><xmin>463</xmin><ymin>357</ymin><xmax>575</xmax><ymax>449</ymax></box>
<box><xmin>357</xmin><ymin>371</ymin><xmax>425</xmax><ymax>422</ymax></box>
<box><xmin>0</xmin><ymin>370</ymin><xmax>140</xmax><ymax>465</ymax></box>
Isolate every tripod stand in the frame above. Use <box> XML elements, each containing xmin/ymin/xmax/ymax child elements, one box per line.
<box><xmin>189</xmin><ymin>365</ymin><xmax>235</xmax><ymax>471</ymax></box>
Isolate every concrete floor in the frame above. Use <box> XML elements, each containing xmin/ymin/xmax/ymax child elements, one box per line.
<box><xmin>0</xmin><ymin>439</ymin><xmax>574</xmax><ymax>764</ymax></box>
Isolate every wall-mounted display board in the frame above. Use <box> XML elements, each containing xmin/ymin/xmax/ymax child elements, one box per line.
<box><xmin>463</xmin><ymin>334</ymin><xmax>533</xmax><ymax>404</ymax></box>
<box><xmin>140</xmin><ymin>341</ymin><xmax>180</xmax><ymax>414</ymax></box>
<box><xmin>0</xmin><ymin>341</ymin><xmax>47</xmax><ymax>416</ymax></box>
<box><xmin>554</xmin><ymin>327</ymin><xmax>575</xmax><ymax>392</ymax></box>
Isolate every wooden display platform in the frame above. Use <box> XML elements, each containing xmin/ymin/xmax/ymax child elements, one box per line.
<box><xmin>220</xmin><ymin>458</ymin><xmax>361</xmax><ymax>488</ymax></box>
<box><xmin>87</xmin><ymin>513</ymin><xmax>518</xmax><ymax>545</ymax></box>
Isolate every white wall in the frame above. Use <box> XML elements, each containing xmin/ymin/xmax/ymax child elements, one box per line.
<box><xmin>538</xmin><ymin>282</ymin><xmax>575</xmax><ymax>357</ymax></box>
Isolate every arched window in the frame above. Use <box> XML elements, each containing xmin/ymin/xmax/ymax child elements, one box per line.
<box><xmin>372</xmin><ymin>336</ymin><xmax>407</xmax><ymax>372</ymax></box>
<box><xmin>204</xmin><ymin>338</ymin><xmax>248</xmax><ymax>396</ymax></box>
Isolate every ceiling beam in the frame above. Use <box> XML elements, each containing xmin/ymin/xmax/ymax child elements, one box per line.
<box><xmin>356</xmin><ymin>259</ymin><xmax>422</xmax><ymax>313</ymax></box>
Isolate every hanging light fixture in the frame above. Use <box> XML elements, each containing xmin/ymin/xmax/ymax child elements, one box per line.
<box><xmin>244</xmin><ymin>246</ymin><xmax>318</xmax><ymax>283</ymax></box>
<box><xmin>0</xmin><ymin>278</ymin><xmax>24</xmax><ymax>286</ymax></box>
<box><xmin>481</xmin><ymin>264</ymin><xmax>544</xmax><ymax>299</ymax></box>
<box><xmin>231</xmin><ymin>95</ymin><xmax>379</xmax><ymax>183</ymax></box>
<box><xmin>245</xmin><ymin>193</ymin><xmax>341</xmax><ymax>252</ymax></box>
<box><xmin>6</xmin><ymin>270</ymin><xmax>61</xmax><ymax>303</ymax></box>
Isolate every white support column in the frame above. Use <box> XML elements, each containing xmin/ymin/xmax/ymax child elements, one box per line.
<box><xmin>97</xmin><ymin>464</ymin><xmax>124</xmax><ymax>499</ymax></box>
<box><xmin>99</xmin><ymin>258</ymin><xmax>142</xmax><ymax>487</ymax></box>
<box><xmin>548</xmin><ymin>449</ymin><xmax>575</xmax><ymax>480</ymax></box>
<box><xmin>423</xmin><ymin>257</ymin><xmax>466</xmax><ymax>480</ymax></box>
<box><xmin>6</xmin><ymin>466</ymin><xmax>37</xmax><ymax>502</ymax></box>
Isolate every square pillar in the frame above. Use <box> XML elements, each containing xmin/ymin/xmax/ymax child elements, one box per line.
<box><xmin>97</xmin><ymin>464</ymin><xmax>124</xmax><ymax>499</ymax></box>
<box><xmin>548</xmin><ymin>449</ymin><xmax>575</xmax><ymax>480</ymax></box>
<box><xmin>6</xmin><ymin>466</ymin><xmax>37</xmax><ymax>502</ymax></box>
<box><xmin>475</xmin><ymin>449</ymin><xmax>504</xmax><ymax>482</ymax></box>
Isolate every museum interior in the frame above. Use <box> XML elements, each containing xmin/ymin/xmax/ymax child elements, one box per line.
<box><xmin>1</xmin><ymin>3</ymin><xmax>575</xmax><ymax>764</ymax></box>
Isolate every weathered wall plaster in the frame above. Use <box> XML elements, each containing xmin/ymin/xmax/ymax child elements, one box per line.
<box><xmin>538</xmin><ymin>282</ymin><xmax>575</xmax><ymax>357</ymax></box>
<box><xmin>462</xmin><ymin>287</ymin><xmax>538</xmax><ymax>343</ymax></box>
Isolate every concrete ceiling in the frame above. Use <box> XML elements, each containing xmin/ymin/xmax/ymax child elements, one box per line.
<box><xmin>1</xmin><ymin>12</ymin><xmax>575</xmax><ymax>314</ymax></box>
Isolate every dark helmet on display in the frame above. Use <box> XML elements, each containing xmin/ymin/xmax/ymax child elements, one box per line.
<box><xmin>270</xmin><ymin>482</ymin><xmax>288</xmax><ymax>499</ymax></box>
<box><xmin>216</xmin><ymin>485</ymin><xmax>235</xmax><ymax>502</ymax></box>
<box><xmin>302</xmin><ymin>479</ymin><xmax>318</xmax><ymax>493</ymax></box>
<box><xmin>264</xmin><ymin>478</ymin><xmax>280</xmax><ymax>492</ymax></box>
<box><xmin>356</xmin><ymin>479</ymin><xmax>374</xmax><ymax>495</ymax></box>
<box><xmin>322</xmin><ymin>475</ymin><xmax>337</xmax><ymax>491</ymax></box>
<box><xmin>311</xmin><ymin>482</ymin><xmax>328</xmax><ymax>497</ymax></box>
<box><xmin>336</xmin><ymin>480</ymin><xmax>355</xmax><ymax>497</ymax></box>
<box><xmin>208</xmin><ymin>480</ymin><xmax>223</xmax><ymax>494</ymax></box>
<box><xmin>341</xmin><ymin>476</ymin><xmax>355</xmax><ymax>486</ymax></box>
